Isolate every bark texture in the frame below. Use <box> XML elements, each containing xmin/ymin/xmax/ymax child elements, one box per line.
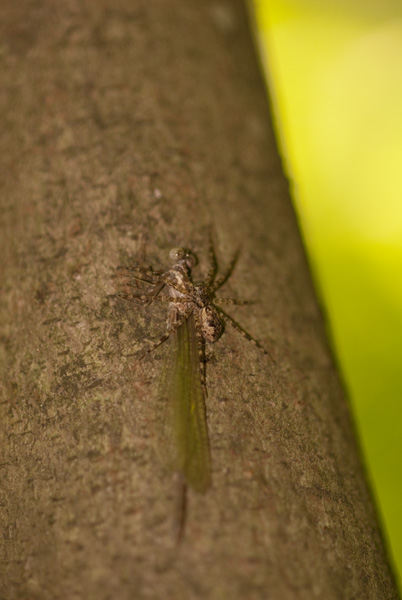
<box><xmin>0</xmin><ymin>0</ymin><xmax>399</xmax><ymax>598</ymax></box>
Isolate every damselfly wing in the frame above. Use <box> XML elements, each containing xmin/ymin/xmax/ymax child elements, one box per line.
<box><xmin>160</xmin><ymin>314</ymin><xmax>211</xmax><ymax>493</ymax></box>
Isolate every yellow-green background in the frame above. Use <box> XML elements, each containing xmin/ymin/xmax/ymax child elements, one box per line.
<box><xmin>253</xmin><ymin>0</ymin><xmax>402</xmax><ymax>587</ymax></box>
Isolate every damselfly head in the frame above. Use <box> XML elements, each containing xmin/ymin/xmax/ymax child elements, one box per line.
<box><xmin>169</xmin><ymin>247</ymin><xmax>197</xmax><ymax>270</ymax></box>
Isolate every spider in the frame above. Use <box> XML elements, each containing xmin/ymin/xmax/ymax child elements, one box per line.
<box><xmin>116</xmin><ymin>238</ymin><xmax>272</xmax><ymax>386</ymax></box>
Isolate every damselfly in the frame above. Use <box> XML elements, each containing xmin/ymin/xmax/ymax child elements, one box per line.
<box><xmin>116</xmin><ymin>238</ymin><xmax>271</xmax><ymax>499</ymax></box>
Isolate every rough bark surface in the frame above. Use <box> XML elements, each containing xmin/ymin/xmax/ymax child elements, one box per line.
<box><xmin>0</xmin><ymin>0</ymin><xmax>399</xmax><ymax>599</ymax></box>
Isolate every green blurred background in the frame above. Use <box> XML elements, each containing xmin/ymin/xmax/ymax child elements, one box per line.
<box><xmin>252</xmin><ymin>0</ymin><xmax>402</xmax><ymax>587</ymax></box>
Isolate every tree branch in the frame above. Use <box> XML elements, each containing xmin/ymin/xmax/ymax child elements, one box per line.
<box><xmin>0</xmin><ymin>0</ymin><xmax>398</xmax><ymax>598</ymax></box>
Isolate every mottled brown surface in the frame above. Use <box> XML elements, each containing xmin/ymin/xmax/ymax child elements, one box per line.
<box><xmin>0</xmin><ymin>0</ymin><xmax>399</xmax><ymax>598</ymax></box>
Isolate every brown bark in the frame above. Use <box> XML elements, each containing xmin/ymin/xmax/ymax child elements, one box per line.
<box><xmin>0</xmin><ymin>0</ymin><xmax>398</xmax><ymax>598</ymax></box>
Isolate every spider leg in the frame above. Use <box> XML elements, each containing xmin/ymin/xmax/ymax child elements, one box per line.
<box><xmin>115</xmin><ymin>280</ymin><xmax>155</xmax><ymax>290</ymax></box>
<box><xmin>116</xmin><ymin>272</ymin><xmax>173</xmax><ymax>306</ymax></box>
<box><xmin>116</xmin><ymin>265</ymin><xmax>164</xmax><ymax>277</ymax></box>
<box><xmin>160</xmin><ymin>275</ymin><xmax>194</xmax><ymax>297</ymax></box>
<box><xmin>204</xmin><ymin>229</ymin><xmax>218</xmax><ymax>288</ymax></box>
<box><xmin>117</xmin><ymin>293</ymin><xmax>191</xmax><ymax>305</ymax></box>
<box><xmin>141</xmin><ymin>281</ymin><xmax>166</xmax><ymax>306</ymax></box>
<box><xmin>211</xmin><ymin>249</ymin><xmax>240</xmax><ymax>292</ymax></box>
<box><xmin>116</xmin><ymin>293</ymin><xmax>170</xmax><ymax>304</ymax></box>
<box><xmin>115</xmin><ymin>267</ymin><xmax>164</xmax><ymax>293</ymax></box>
<box><xmin>216</xmin><ymin>307</ymin><xmax>274</xmax><ymax>362</ymax></box>
<box><xmin>139</xmin><ymin>307</ymin><xmax>194</xmax><ymax>359</ymax></box>
<box><xmin>214</xmin><ymin>298</ymin><xmax>254</xmax><ymax>306</ymax></box>
<box><xmin>116</xmin><ymin>264</ymin><xmax>194</xmax><ymax>305</ymax></box>
<box><xmin>113</xmin><ymin>268</ymin><xmax>163</xmax><ymax>302</ymax></box>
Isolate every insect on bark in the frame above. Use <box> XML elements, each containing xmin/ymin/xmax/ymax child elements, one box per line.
<box><xmin>116</xmin><ymin>237</ymin><xmax>271</xmax><ymax>536</ymax></box>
